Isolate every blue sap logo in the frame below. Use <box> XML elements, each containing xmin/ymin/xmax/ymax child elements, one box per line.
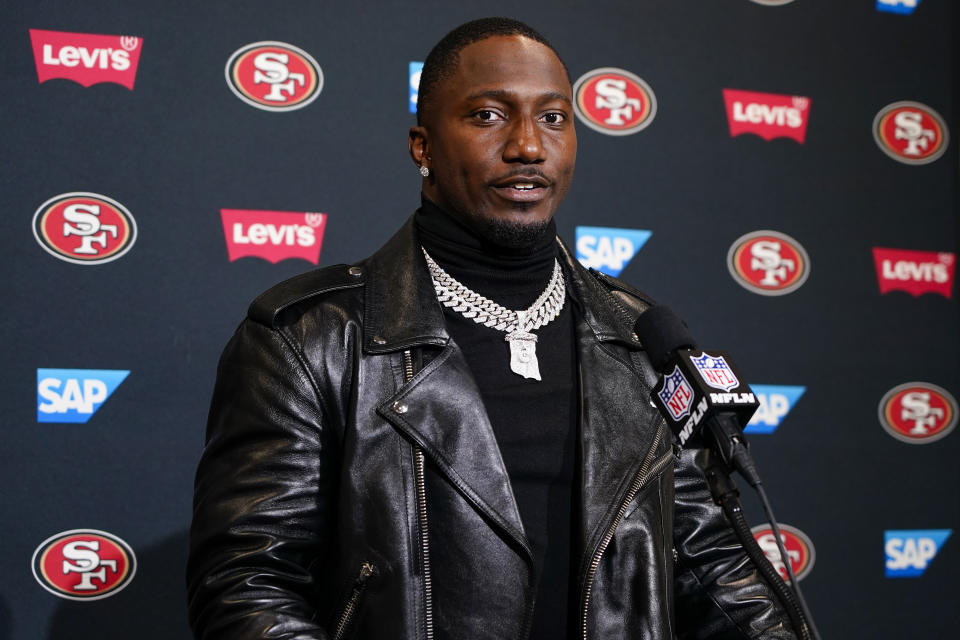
<box><xmin>745</xmin><ymin>385</ymin><xmax>806</xmax><ymax>434</ymax></box>
<box><xmin>575</xmin><ymin>226</ymin><xmax>651</xmax><ymax>277</ymax></box>
<box><xmin>37</xmin><ymin>369</ymin><xmax>130</xmax><ymax>423</ymax></box>
<box><xmin>885</xmin><ymin>530</ymin><xmax>951</xmax><ymax>577</ymax></box>
<box><xmin>409</xmin><ymin>62</ymin><xmax>423</xmax><ymax>114</ymax></box>
<box><xmin>876</xmin><ymin>0</ymin><xmax>920</xmax><ymax>14</ymax></box>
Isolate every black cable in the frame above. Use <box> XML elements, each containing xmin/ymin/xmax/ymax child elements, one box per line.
<box><xmin>702</xmin><ymin>415</ymin><xmax>821</xmax><ymax>639</ymax></box>
<box><xmin>754</xmin><ymin>481</ymin><xmax>822</xmax><ymax>640</ymax></box>
<box><xmin>703</xmin><ymin>461</ymin><xmax>813</xmax><ymax>640</ymax></box>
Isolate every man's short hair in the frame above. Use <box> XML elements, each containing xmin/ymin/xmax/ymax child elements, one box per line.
<box><xmin>416</xmin><ymin>17</ymin><xmax>571</xmax><ymax>126</ymax></box>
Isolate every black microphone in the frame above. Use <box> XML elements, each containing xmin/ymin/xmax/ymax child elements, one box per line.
<box><xmin>634</xmin><ymin>305</ymin><xmax>759</xmax><ymax>479</ymax></box>
<box><xmin>634</xmin><ymin>305</ymin><xmax>822</xmax><ymax>640</ymax></box>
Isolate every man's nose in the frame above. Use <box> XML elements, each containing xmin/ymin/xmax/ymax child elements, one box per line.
<box><xmin>504</xmin><ymin>117</ymin><xmax>544</xmax><ymax>163</ymax></box>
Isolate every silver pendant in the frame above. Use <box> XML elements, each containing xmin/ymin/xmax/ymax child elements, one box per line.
<box><xmin>506</xmin><ymin>331</ymin><xmax>540</xmax><ymax>381</ymax></box>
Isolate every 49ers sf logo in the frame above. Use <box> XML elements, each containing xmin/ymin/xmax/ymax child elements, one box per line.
<box><xmin>873</xmin><ymin>101</ymin><xmax>949</xmax><ymax>165</ymax></box>
<box><xmin>879</xmin><ymin>382</ymin><xmax>957</xmax><ymax>444</ymax></box>
<box><xmin>33</xmin><ymin>192</ymin><xmax>137</xmax><ymax>265</ymax></box>
<box><xmin>573</xmin><ymin>67</ymin><xmax>657</xmax><ymax>136</ymax></box>
<box><xmin>751</xmin><ymin>524</ymin><xmax>815</xmax><ymax>582</ymax></box>
<box><xmin>727</xmin><ymin>230</ymin><xmax>809</xmax><ymax>296</ymax></box>
<box><xmin>225</xmin><ymin>41</ymin><xmax>323</xmax><ymax>112</ymax></box>
<box><xmin>32</xmin><ymin>529</ymin><xmax>136</xmax><ymax>601</ymax></box>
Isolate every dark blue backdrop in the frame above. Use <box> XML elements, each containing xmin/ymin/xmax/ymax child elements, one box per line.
<box><xmin>2</xmin><ymin>1</ymin><xmax>957</xmax><ymax>638</ymax></box>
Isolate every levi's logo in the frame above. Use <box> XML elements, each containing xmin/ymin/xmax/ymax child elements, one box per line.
<box><xmin>30</xmin><ymin>29</ymin><xmax>143</xmax><ymax>89</ymax></box>
<box><xmin>872</xmin><ymin>248</ymin><xmax>955</xmax><ymax>298</ymax></box>
<box><xmin>723</xmin><ymin>89</ymin><xmax>811</xmax><ymax>143</ymax></box>
<box><xmin>221</xmin><ymin>209</ymin><xmax>327</xmax><ymax>264</ymax></box>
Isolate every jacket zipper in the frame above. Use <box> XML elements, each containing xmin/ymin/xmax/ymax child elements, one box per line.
<box><xmin>580</xmin><ymin>422</ymin><xmax>671</xmax><ymax>640</ymax></box>
<box><xmin>404</xmin><ymin>349</ymin><xmax>434</xmax><ymax>640</ymax></box>
<box><xmin>332</xmin><ymin>562</ymin><xmax>375</xmax><ymax>640</ymax></box>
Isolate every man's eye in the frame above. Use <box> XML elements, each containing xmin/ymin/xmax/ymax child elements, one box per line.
<box><xmin>474</xmin><ymin>110</ymin><xmax>503</xmax><ymax>121</ymax></box>
<box><xmin>542</xmin><ymin>112</ymin><xmax>566</xmax><ymax>124</ymax></box>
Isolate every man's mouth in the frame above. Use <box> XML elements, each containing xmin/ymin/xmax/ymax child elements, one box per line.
<box><xmin>492</xmin><ymin>175</ymin><xmax>551</xmax><ymax>202</ymax></box>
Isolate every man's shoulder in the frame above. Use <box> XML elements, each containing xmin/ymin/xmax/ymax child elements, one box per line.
<box><xmin>587</xmin><ymin>269</ymin><xmax>656</xmax><ymax>307</ymax></box>
<box><xmin>247</xmin><ymin>263</ymin><xmax>366</xmax><ymax>328</ymax></box>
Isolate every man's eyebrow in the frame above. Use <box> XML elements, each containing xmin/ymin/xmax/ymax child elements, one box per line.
<box><xmin>463</xmin><ymin>89</ymin><xmax>572</xmax><ymax>105</ymax></box>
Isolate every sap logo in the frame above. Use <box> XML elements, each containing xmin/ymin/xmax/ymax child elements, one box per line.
<box><xmin>30</xmin><ymin>29</ymin><xmax>143</xmax><ymax>89</ymax></box>
<box><xmin>221</xmin><ymin>209</ymin><xmax>327</xmax><ymax>264</ymax></box>
<box><xmin>876</xmin><ymin>0</ymin><xmax>920</xmax><ymax>15</ymax></box>
<box><xmin>225</xmin><ymin>41</ymin><xmax>323</xmax><ymax>112</ymax></box>
<box><xmin>409</xmin><ymin>61</ymin><xmax>423</xmax><ymax>114</ymax></box>
<box><xmin>37</xmin><ymin>369</ymin><xmax>129</xmax><ymax>423</ymax></box>
<box><xmin>575</xmin><ymin>226</ymin><xmax>651</xmax><ymax>277</ymax></box>
<box><xmin>745</xmin><ymin>385</ymin><xmax>806</xmax><ymax>434</ymax></box>
<box><xmin>885</xmin><ymin>530</ymin><xmax>950</xmax><ymax>577</ymax></box>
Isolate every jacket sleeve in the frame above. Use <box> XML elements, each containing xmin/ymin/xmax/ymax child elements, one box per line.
<box><xmin>186</xmin><ymin>318</ymin><xmax>336</xmax><ymax>640</ymax></box>
<box><xmin>672</xmin><ymin>448</ymin><xmax>799</xmax><ymax>640</ymax></box>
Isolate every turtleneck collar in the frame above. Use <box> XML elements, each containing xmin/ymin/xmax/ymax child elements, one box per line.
<box><xmin>415</xmin><ymin>195</ymin><xmax>559</xmax><ymax>307</ymax></box>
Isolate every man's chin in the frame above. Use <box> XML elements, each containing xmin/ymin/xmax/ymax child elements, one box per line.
<box><xmin>480</xmin><ymin>216</ymin><xmax>553</xmax><ymax>252</ymax></box>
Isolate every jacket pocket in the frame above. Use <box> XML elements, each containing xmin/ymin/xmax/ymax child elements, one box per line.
<box><xmin>331</xmin><ymin>562</ymin><xmax>375</xmax><ymax>640</ymax></box>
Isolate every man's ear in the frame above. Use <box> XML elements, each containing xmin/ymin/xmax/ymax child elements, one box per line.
<box><xmin>408</xmin><ymin>125</ymin><xmax>429</xmax><ymax>169</ymax></box>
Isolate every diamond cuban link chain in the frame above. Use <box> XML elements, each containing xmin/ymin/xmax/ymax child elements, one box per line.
<box><xmin>422</xmin><ymin>247</ymin><xmax>565</xmax><ymax>380</ymax></box>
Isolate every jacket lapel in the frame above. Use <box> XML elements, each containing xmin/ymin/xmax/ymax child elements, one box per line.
<box><xmin>377</xmin><ymin>346</ymin><xmax>531</xmax><ymax>559</ymax></box>
<box><xmin>365</xmin><ymin>216</ymin><xmax>531</xmax><ymax>559</ymax></box>
<box><xmin>560</xmin><ymin>241</ymin><xmax>665</xmax><ymax>563</ymax></box>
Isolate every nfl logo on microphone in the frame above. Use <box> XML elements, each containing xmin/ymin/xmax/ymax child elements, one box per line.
<box><xmin>658</xmin><ymin>366</ymin><xmax>695</xmax><ymax>421</ymax></box>
<box><xmin>692</xmin><ymin>354</ymin><xmax>740</xmax><ymax>391</ymax></box>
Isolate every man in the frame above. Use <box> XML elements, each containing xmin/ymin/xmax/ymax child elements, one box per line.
<box><xmin>188</xmin><ymin>17</ymin><xmax>799</xmax><ymax>640</ymax></box>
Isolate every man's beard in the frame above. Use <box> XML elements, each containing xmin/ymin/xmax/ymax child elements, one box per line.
<box><xmin>479</xmin><ymin>216</ymin><xmax>553</xmax><ymax>252</ymax></box>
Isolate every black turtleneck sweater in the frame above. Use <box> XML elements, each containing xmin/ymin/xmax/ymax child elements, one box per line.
<box><xmin>416</xmin><ymin>198</ymin><xmax>577</xmax><ymax>639</ymax></box>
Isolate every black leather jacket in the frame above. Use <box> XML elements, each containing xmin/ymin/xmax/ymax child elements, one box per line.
<box><xmin>187</xmin><ymin>216</ymin><xmax>797</xmax><ymax>640</ymax></box>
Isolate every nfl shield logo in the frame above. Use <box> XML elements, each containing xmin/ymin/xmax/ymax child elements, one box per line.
<box><xmin>658</xmin><ymin>366</ymin><xmax>695</xmax><ymax>421</ymax></box>
<box><xmin>691</xmin><ymin>353</ymin><xmax>739</xmax><ymax>391</ymax></box>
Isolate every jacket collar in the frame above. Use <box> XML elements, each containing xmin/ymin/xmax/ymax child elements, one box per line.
<box><xmin>360</xmin><ymin>213</ymin><xmax>640</xmax><ymax>353</ymax></box>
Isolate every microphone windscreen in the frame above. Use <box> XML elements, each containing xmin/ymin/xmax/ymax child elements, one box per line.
<box><xmin>633</xmin><ymin>305</ymin><xmax>697</xmax><ymax>372</ymax></box>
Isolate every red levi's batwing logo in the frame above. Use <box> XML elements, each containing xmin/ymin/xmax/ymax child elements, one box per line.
<box><xmin>723</xmin><ymin>89</ymin><xmax>811</xmax><ymax>143</ymax></box>
<box><xmin>873</xmin><ymin>248</ymin><xmax>955</xmax><ymax>298</ymax></box>
<box><xmin>30</xmin><ymin>29</ymin><xmax>143</xmax><ymax>89</ymax></box>
<box><xmin>221</xmin><ymin>209</ymin><xmax>327</xmax><ymax>264</ymax></box>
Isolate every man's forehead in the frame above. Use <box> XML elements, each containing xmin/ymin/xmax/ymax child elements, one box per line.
<box><xmin>447</xmin><ymin>35</ymin><xmax>571</xmax><ymax>99</ymax></box>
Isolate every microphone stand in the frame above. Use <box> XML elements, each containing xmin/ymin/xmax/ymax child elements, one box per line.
<box><xmin>702</xmin><ymin>413</ymin><xmax>821</xmax><ymax>640</ymax></box>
